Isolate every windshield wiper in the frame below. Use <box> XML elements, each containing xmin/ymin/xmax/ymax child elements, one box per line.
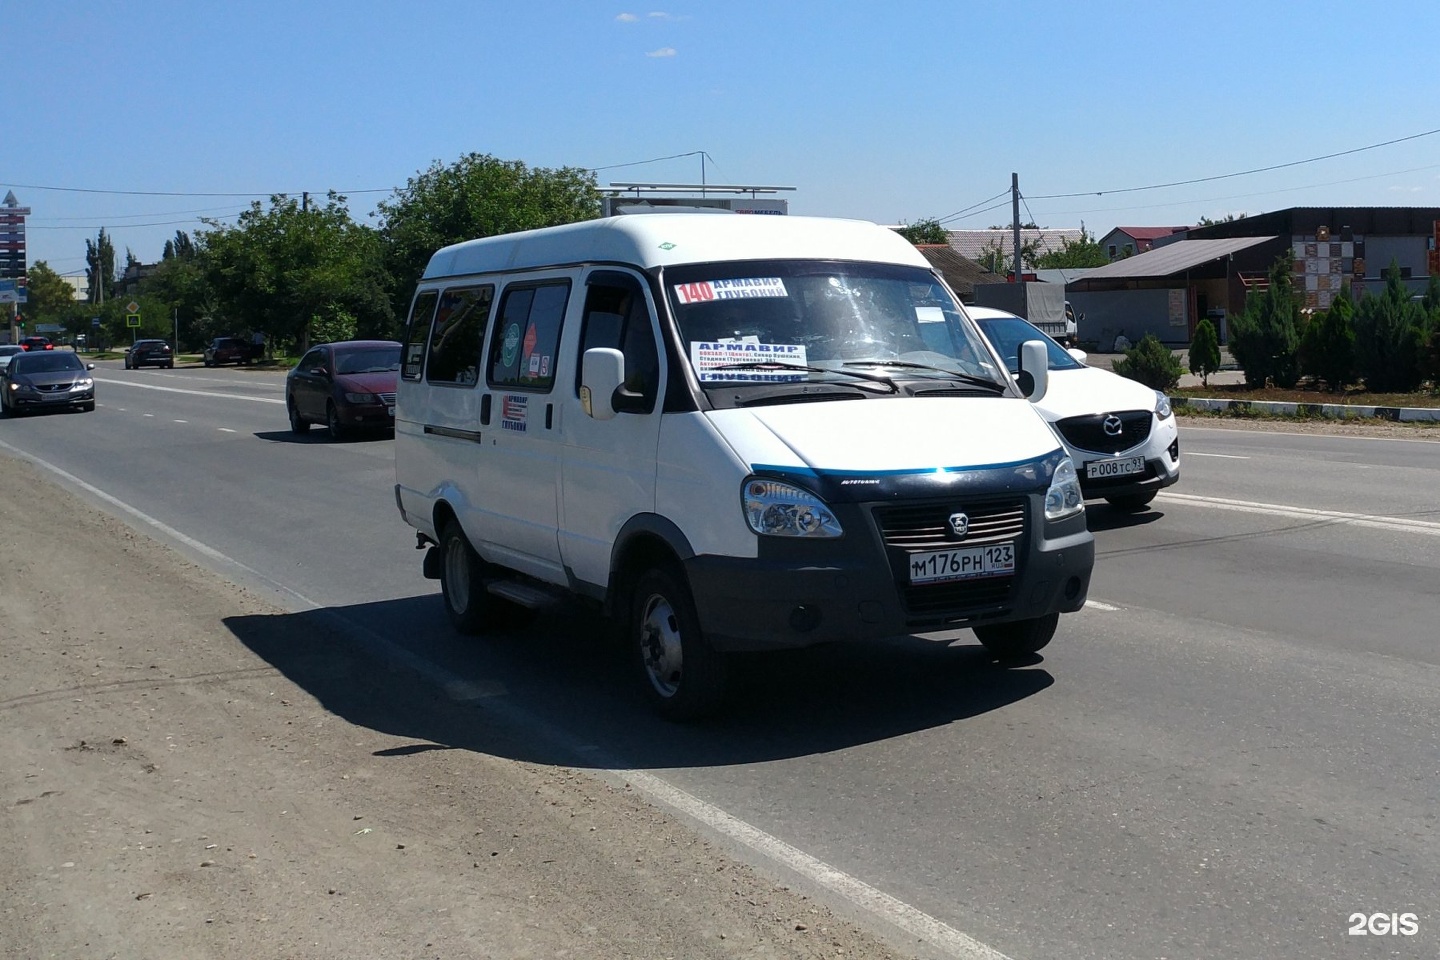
<box><xmin>841</xmin><ymin>359</ymin><xmax>1007</xmax><ymax>393</ymax></box>
<box><xmin>705</xmin><ymin>361</ymin><xmax>897</xmax><ymax>392</ymax></box>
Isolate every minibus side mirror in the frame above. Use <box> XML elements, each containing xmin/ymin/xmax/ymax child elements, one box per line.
<box><xmin>581</xmin><ymin>347</ymin><xmax>626</xmax><ymax>420</ymax></box>
<box><xmin>1017</xmin><ymin>340</ymin><xmax>1048</xmax><ymax>403</ymax></box>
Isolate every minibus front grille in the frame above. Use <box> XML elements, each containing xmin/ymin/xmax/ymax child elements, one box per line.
<box><xmin>871</xmin><ymin>498</ymin><xmax>1027</xmax><ymax>625</ymax></box>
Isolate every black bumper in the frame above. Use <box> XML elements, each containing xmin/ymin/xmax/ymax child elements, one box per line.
<box><xmin>685</xmin><ymin>511</ymin><xmax>1093</xmax><ymax>653</ymax></box>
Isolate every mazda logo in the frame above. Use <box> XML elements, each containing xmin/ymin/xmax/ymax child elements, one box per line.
<box><xmin>1103</xmin><ymin>414</ymin><xmax>1123</xmax><ymax>437</ymax></box>
<box><xmin>948</xmin><ymin>512</ymin><xmax>970</xmax><ymax>539</ymax></box>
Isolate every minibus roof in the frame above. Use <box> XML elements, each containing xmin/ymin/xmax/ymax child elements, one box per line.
<box><xmin>420</xmin><ymin>214</ymin><xmax>929</xmax><ymax>280</ymax></box>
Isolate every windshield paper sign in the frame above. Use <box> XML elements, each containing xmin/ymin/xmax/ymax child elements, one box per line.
<box><xmin>691</xmin><ymin>339</ymin><xmax>808</xmax><ymax>382</ymax></box>
<box><xmin>673</xmin><ymin>278</ymin><xmax>788</xmax><ymax>303</ymax></box>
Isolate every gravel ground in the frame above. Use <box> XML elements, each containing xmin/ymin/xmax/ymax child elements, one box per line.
<box><xmin>0</xmin><ymin>453</ymin><xmax>910</xmax><ymax>960</ymax></box>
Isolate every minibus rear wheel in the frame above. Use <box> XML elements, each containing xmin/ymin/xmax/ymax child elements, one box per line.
<box><xmin>973</xmin><ymin>612</ymin><xmax>1058</xmax><ymax>661</ymax></box>
<box><xmin>631</xmin><ymin>567</ymin><xmax>728</xmax><ymax>721</ymax></box>
<box><xmin>440</xmin><ymin>521</ymin><xmax>492</xmax><ymax>635</ymax></box>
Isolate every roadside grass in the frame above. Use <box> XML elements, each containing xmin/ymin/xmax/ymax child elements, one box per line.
<box><xmin>1171</xmin><ymin>381</ymin><xmax>1440</xmax><ymax>408</ymax></box>
<box><xmin>1175</xmin><ymin>405</ymin><xmax>1439</xmax><ymax>429</ymax></box>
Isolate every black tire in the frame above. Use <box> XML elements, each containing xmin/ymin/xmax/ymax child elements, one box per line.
<box><xmin>439</xmin><ymin>521</ymin><xmax>492</xmax><ymax>636</ymax></box>
<box><xmin>288</xmin><ymin>397</ymin><xmax>310</xmax><ymax>434</ymax></box>
<box><xmin>326</xmin><ymin>401</ymin><xmax>347</xmax><ymax>440</ymax></box>
<box><xmin>165</xmin><ymin>362</ymin><xmax>173</xmax><ymax>369</ymax></box>
<box><xmin>631</xmin><ymin>567</ymin><xmax>728</xmax><ymax>721</ymax></box>
<box><xmin>80</xmin><ymin>402</ymin><xmax>95</xmax><ymax>412</ymax></box>
<box><xmin>204</xmin><ymin>358</ymin><xmax>214</xmax><ymax>367</ymax></box>
<box><xmin>973</xmin><ymin>613</ymin><xmax>1059</xmax><ymax>661</ymax></box>
<box><xmin>1104</xmin><ymin>490</ymin><xmax>1158</xmax><ymax>510</ymax></box>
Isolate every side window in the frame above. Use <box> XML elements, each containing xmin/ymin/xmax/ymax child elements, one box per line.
<box><xmin>298</xmin><ymin>347</ymin><xmax>326</xmax><ymax>373</ymax></box>
<box><xmin>487</xmin><ymin>280</ymin><xmax>571</xmax><ymax>391</ymax></box>
<box><xmin>427</xmin><ymin>285</ymin><xmax>493</xmax><ymax>387</ymax></box>
<box><xmin>576</xmin><ymin>273</ymin><xmax>659</xmax><ymax>412</ymax></box>
<box><xmin>402</xmin><ymin>290</ymin><xmax>438</xmax><ymax>381</ymax></box>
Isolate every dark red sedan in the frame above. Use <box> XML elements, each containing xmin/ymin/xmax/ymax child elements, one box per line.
<box><xmin>19</xmin><ymin>336</ymin><xmax>54</xmax><ymax>351</ymax></box>
<box><xmin>285</xmin><ymin>340</ymin><xmax>400</xmax><ymax>439</ymax></box>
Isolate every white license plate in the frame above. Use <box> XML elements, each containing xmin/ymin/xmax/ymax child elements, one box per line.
<box><xmin>909</xmin><ymin>542</ymin><xmax>1015</xmax><ymax>584</ymax></box>
<box><xmin>1086</xmin><ymin>456</ymin><xmax>1145</xmax><ymax>479</ymax></box>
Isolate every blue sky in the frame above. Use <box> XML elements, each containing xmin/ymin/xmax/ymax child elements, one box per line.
<box><xmin>11</xmin><ymin>1</ymin><xmax>1440</xmax><ymax>277</ymax></box>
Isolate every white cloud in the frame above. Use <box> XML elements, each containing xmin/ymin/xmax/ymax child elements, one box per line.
<box><xmin>615</xmin><ymin>12</ymin><xmax>638</xmax><ymax>22</ymax></box>
<box><xmin>648</xmin><ymin>10</ymin><xmax>673</xmax><ymax>18</ymax></box>
<box><xmin>646</xmin><ymin>46</ymin><xmax>676</xmax><ymax>57</ymax></box>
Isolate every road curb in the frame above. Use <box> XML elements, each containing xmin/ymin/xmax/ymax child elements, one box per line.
<box><xmin>1174</xmin><ymin>397</ymin><xmax>1440</xmax><ymax>423</ymax></box>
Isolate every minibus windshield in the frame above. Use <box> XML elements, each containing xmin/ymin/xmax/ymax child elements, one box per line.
<box><xmin>663</xmin><ymin>260</ymin><xmax>1003</xmax><ymax>392</ymax></box>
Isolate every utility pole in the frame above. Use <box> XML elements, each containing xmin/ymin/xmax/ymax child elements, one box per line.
<box><xmin>1011</xmin><ymin>173</ymin><xmax>1021</xmax><ymax>283</ymax></box>
<box><xmin>302</xmin><ymin>191</ymin><xmax>309</xmax><ymax>213</ymax></box>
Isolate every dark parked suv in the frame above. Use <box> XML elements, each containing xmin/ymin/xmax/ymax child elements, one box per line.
<box><xmin>204</xmin><ymin>336</ymin><xmax>254</xmax><ymax>367</ymax></box>
<box><xmin>125</xmin><ymin>339</ymin><xmax>174</xmax><ymax>369</ymax></box>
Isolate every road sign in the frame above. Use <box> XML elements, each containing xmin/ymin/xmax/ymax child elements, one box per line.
<box><xmin>126</xmin><ymin>300</ymin><xmax>140</xmax><ymax>314</ymax></box>
<box><xmin>92</xmin><ymin>317</ymin><xmax>101</xmax><ymax>327</ymax></box>
<box><xmin>126</xmin><ymin>314</ymin><xmax>140</xmax><ymax>328</ymax></box>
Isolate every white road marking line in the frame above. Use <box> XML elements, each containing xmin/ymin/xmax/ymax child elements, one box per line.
<box><xmin>173</xmin><ymin>419</ymin><xmax>188</xmax><ymax>424</ymax></box>
<box><xmin>1159</xmin><ymin>491</ymin><xmax>1440</xmax><ymax>536</ymax></box>
<box><xmin>0</xmin><ymin>439</ymin><xmax>1017</xmax><ymax>960</ymax></box>
<box><xmin>620</xmin><ymin>770</ymin><xmax>1015</xmax><ymax>960</ymax></box>
<box><xmin>143</xmin><ymin>413</ymin><xmax>154</xmax><ymax>418</ymax></box>
<box><xmin>217</xmin><ymin>428</ymin><xmax>237</xmax><ymax>433</ymax></box>
<box><xmin>93</xmin><ymin>376</ymin><xmax>284</xmax><ymax>404</ymax></box>
<box><xmin>1085</xmin><ymin>599</ymin><xmax>1120</xmax><ymax>611</ymax></box>
<box><xmin>1188</xmin><ymin>452</ymin><xmax>1249</xmax><ymax>459</ymax></box>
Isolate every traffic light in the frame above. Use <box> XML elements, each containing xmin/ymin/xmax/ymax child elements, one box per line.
<box><xmin>14</xmin><ymin>312</ymin><xmax>23</xmax><ymax>330</ymax></box>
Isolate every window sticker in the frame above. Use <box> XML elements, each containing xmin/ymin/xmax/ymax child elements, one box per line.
<box><xmin>672</xmin><ymin>277</ymin><xmax>788</xmax><ymax>304</ymax></box>
<box><xmin>501</xmin><ymin>322</ymin><xmax>522</xmax><ymax>368</ymax></box>
<box><xmin>690</xmin><ymin>339</ymin><xmax>808</xmax><ymax>382</ymax></box>
<box><xmin>540</xmin><ymin>355</ymin><xmax>550</xmax><ymax>378</ymax></box>
<box><xmin>528</xmin><ymin>352</ymin><xmax>541</xmax><ymax>375</ymax></box>
<box><xmin>501</xmin><ymin>394</ymin><xmax>529</xmax><ymax>432</ymax></box>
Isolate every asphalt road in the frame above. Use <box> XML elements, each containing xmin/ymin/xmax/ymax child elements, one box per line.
<box><xmin>3</xmin><ymin>361</ymin><xmax>1437</xmax><ymax>960</ymax></box>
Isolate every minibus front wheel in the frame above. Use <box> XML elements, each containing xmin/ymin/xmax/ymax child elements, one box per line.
<box><xmin>973</xmin><ymin>612</ymin><xmax>1058</xmax><ymax>662</ymax></box>
<box><xmin>631</xmin><ymin>566</ymin><xmax>728</xmax><ymax>721</ymax></box>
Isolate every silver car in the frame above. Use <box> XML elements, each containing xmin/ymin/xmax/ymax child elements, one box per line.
<box><xmin>0</xmin><ymin>344</ymin><xmax>23</xmax><ymax>374</ymax></box>
<box><xmin>1</xmin><ymin>350</ymin><xmax>97</xmax><ymax>415</ymax></box>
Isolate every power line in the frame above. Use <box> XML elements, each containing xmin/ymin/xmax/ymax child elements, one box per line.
<box><xmin>1027</xmin><ymin>126</ymin><xmax>1440</xmax><ymax>200</ymax></box>
<box><xmin>589</xmin><ymin>150</ymin><xmax>709</xmax><ymax>173</ymax></box>
<box><xmin>937</xmin><ymin>198</ymin><xmax>1013</xmax><ymax>226</ymax></box>
<box><xmin>935</xmin><ymin>189</ymin><xmax>1011</xmax><ymax>225</ymax></box>
<box><xmin>0</xmin><ymin>181</ymin><xmax>392</xmax><ymax>198</ymax></box>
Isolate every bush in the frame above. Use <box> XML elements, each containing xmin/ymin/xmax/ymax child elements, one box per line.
<box><xmin>1353</xmin><ymin>260</ymin><xmax>1424</xmax><ymax>392</ymax></box>
<box><xmin>1113</xmin><ymin>333</ymin><xmax>1184</xmax><ymax>390</ymax></box>
<box><xmin>1229</xmin><ymin>256</ymin><xmax>1301</xmax><ymax>388</ymax></box>
<box><xmin>1187</xmin><ymin>318</ymin><xmax>1222</xmax><ymax>387</ymax></box>
<box><xmin>1298</xmin><ymin>285</ymin><xmax>1356</xmax><ymax>391</ymax></box>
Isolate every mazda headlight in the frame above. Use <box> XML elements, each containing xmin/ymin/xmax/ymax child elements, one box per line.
<box><xmin>1154</xmin><ymin>391</ymin><xmax>1172</xmax><ymax>420</ymax></box>
<box><xmin>743</xmin><ymin>479</ymin><xmax>842</xmax><ymax>538</ymax></box>
<box><xmin>1045</xmin><ymin>457</ymin><xmax>1084</xmax><ymax>521</ymax></box>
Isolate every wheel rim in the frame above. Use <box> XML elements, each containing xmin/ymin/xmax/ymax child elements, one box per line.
<box><xmin>639</xmin><ymin>592</ymin><xmax>684</xmax><ymax>698</ymax></box>
<box><xmin>444</xmin><ymin>536</ymin><xmax>471</xmax><ymax>615</ymax></box>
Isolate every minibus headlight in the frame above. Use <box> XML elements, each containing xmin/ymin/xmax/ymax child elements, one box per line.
<box><xmin>1045</xmin><ymin>457</ymin><xmax>1084</xmax><ymax>521</ymax></box>
<box><xmin>743</xmin><ymin>479</ymin><xmax>843</xmax><ymax>538</ymax></box>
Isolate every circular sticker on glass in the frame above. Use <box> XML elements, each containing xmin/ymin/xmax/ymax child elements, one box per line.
<box><xmin>502</xmin><ymin>322</ymin><xmax>521</xmax><ymax>367</ymax></box>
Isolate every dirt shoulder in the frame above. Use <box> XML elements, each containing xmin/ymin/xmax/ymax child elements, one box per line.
<box><xmin>0</xmin><ymin>454</ymin><xmax>906</xmax><ymax>960</ymax></box>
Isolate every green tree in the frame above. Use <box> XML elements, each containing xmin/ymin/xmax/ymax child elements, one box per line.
<box><xmin>201</xmin><ymin>193</ymin><xmax>391</xmax><ymax>355</ymax></box>
<box><xmin>895</xmin><ymin>218</ymin><xmax>949</xmax><ymax>245</ymax></box>
<box><xmin>1228</xmin><ymin>255</ymin><xmax>1301</xmax><ymax>388</ymax></box>
<box><xmin>1352</xmin><ymin>259</ymin><xmax>1424</xmax><ymax>392</ymax></box>
<box><xmin>376</xmin><ymin>153</ymin><xmax>601</xmax><ymax>309</ymax></box>
<box><xmin>1187</xmin><ymin>317</ymin><xmax>1222</xmax><ymax>387</ymax></box>
<box><xmin>1298</xmin><ymin>285</ymin><xmax>1356</xmax><ymax>392</ymax></box>
<box><xmin>1113</xmin><ymin>333</ymin><xmax>1184</xmax><ymax>390</ymax></box>
<box><xmin>21</xmin><ymin>262</ymin><xmax>78</xmax><ymax>323</ymax></box>
<box><xmin>974</xmin><ymin>237</ymin><xmax>1042</xmax><ymax>275</ymax></box>
<box><xmin>1034</xmin><ymin>226</ymin><xmax>1110</xmax><ymax>269</ymax></box>
<box><xmin>140</xmin><ymin>230</ymin><xmax>211</xmax><ymax>350</ymax></box>
<box><xmin>85</xmin><ymin>228</ymin><xmax>117</xmax><ymax>304</ymax></box>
